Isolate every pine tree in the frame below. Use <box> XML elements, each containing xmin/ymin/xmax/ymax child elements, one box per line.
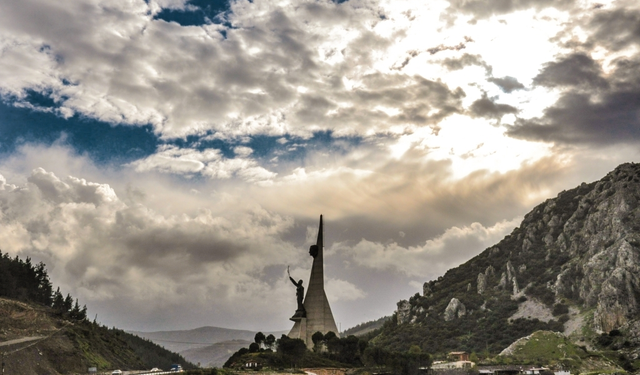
<box><xmin>63</xmin><ymin>293</ymin><xmax>73</xmax><ymax>314</ymax></box>
<box><xmin>52</xmin><ymin>287</ymin><xmax>65</xmax><ymax>315</ymax></box>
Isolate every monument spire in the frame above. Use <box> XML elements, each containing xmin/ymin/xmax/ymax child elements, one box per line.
<box><xmin>288</xmin><ymin>215</ymin><xmax>339</xmax><ymax>347</ymax></box>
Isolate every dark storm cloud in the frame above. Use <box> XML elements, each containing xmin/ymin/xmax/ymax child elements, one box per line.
<box><xmin>507</xmin><ymin>13</ymin><xmax>640</xmax><ymax>147</ymax></box>
<box><xmin>532</xmin><ymin>53</ymin><xmax>608</xmax><ymax>89</ymax></box>
<box><xmin>469</xmin><ymin>94</ymin><xmax>518</xmax><ymax>120</ymax></box>
<box><xmin>586</xmin><ymin>8</ymin><xmax>640</xmax><ymax>52</ymax></box>
<box><xmin>488</xmin><ymin>76</ymin><xmax>525</xmax><ymax>93</ymax></box>
<box><xmin>507</xmin><ymin>88</ymin><xmax>640</xmax><ymax>145</ymax></box>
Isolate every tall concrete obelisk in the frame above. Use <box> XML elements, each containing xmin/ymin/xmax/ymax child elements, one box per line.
<box><xmin>288</xmin><ymin>215</ymin><xmax>339</xmax><ymax>348</ymax></box>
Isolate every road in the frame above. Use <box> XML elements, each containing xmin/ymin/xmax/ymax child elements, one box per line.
<box><xmin>0</xmin><ymin>336</ymin><xmax>45</xmax><ymax>347</ymax></box>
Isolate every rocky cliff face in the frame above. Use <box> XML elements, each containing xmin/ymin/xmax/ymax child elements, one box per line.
<box><xmin>514</xmin><ymin>163</ymin><xmax>640</xmax><ymax>332</ymax></box>
<box><xmin>389</xmin><ymin>163</ymin><xmax>640</xmax><ymax>353</ymax></box>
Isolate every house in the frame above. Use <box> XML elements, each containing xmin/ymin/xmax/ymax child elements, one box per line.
<box><xmin>245</xmin><ymin>360</ymin><xmax>262</xmax><ymax>370</ymax></box>
<box><xmin>449</xmin><ymin>352</ymin><xmax>470</xmax><ymax>361</ymax></box>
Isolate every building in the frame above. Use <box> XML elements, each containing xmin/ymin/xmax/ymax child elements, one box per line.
<box><xmin>449</xmin><ymin>352</ymin><xmax>470</xmax><ymax>362</ymax></box>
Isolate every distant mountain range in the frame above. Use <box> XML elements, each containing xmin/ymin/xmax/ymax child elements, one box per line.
<box><xmin>130</xmin><ymin>326</ymin><xmax>287</xmax><ymax>367</ymax></box>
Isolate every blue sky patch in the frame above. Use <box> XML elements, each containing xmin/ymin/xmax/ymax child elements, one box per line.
<box><xmin>154</xmin><ymin>0</ymin><xmax>231</xmax><ymax>26</ymax></box>
<box><xmin>0</xmin><ymin>99</ymin><xmax>158</xmax><ymax>165</ymax></box>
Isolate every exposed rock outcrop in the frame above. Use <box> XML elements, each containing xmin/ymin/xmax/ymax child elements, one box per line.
<box><xmin>397</xmin><ymin>300</ymin><xmax>411</xmax><ymax>324</ymax></box>
<box><xmin>477</xmin><ymin>273</ymin><xmax>487</xmax><ymax>294</ymax></box>
<box><xmin>444</xmin><ymin>298</ymin><xmax>466</xmax><ymax>321</ymax></box>
<box><xmin>423</xmin><ymin>282</ymin><xmax>432</xmax><ymax>297</ymax></box>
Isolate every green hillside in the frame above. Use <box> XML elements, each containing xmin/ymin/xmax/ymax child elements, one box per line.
<box><xmin>0</xmin><ymin>251</ymin><xmax>194</xmax><ymax>374</ymax></box>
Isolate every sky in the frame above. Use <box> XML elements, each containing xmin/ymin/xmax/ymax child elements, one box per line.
<box><xmin>0</xmin><ymin>0</ymin><xmax>639</xmax><ymax>333</ymax></box>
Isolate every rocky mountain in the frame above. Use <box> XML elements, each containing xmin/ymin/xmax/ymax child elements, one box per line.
<box><xmin>374</xmin><ymin>163</ymin><xmax>640</xmax><ymax>366</ymax></box>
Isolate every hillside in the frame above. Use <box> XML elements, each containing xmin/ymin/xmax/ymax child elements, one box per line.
<box><xmin>180</xmin><ymin>339</ymin><xmax>251</xmax><ymax>367</ymax></box>
<box><xmin>0</xmin><ymin>250</ymin><xmax>195</xmax><ymax>374</ymax></box>
<box><xmin>372</xmin><ymin>162</ymin><xmax>640</xmax><ymax>371</ymax></box>
<box><xmin>342</xmin><ymin>316</ymin><xmax>390</xmax><ymax>337</ymax></box>
<box><xmin>0</xmin><ymin>296</ymin><xmax>141</xmax><ymax>374</ymax></box>
<box><xmin>0</xmin><ymin>297</ymin><xmax>196</xmax><ymax>374</ymax></box>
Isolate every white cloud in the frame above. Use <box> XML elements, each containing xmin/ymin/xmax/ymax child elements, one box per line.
<box><xmin>326</xmin><ymin>278</ymin><xmax>367</xmax><ymax>302</ymax></box>
<box><xmin>129</xmin><ymin>145</ymin><xmax>277</xmax><ymax>184</ymax></box>
<box><xmin>338</xmin><ymin>218</ymin><xmax>521</xmax><ymax>278</ymax></box>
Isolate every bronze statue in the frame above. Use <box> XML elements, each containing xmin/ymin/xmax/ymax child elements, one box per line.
<box><xmin>288</xmin><ymin>266</ymin><xmax>306</xmax><ymax>319</ymax></box>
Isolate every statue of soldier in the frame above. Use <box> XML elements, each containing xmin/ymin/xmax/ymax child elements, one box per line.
<box><xmin>288</xmin><ymin>266</ymin><xmax>306</xmax><ymax>318</ymax></box>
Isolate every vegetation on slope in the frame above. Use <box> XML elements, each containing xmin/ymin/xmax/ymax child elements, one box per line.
<box><xmin>0</xmin><ymin>251</ymin><xmax>194</xmax><ymax>373</ymax></box>
<box><xmin>342</xmin><ymin>316</ymin><xmax>390</xmax><ymax>337</ymax></box>
<box><xmin>368</xmin><ymin>163</ymin><xmax>640</xmax><ymax>372</ymax></box>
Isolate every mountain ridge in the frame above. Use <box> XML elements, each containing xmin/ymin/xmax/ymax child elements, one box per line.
<box><xmin>373</xmin><ymin>162</ymin><xmax>640</xmax><ymax>368</ymax></box>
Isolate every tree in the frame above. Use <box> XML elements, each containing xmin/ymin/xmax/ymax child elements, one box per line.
<box><xmin>277</xmin><ymin>335</ymin><xmax>307</xmax><ymax>366</ymax></box>
<box><xmin>52</xmin><ymin>287</ymin><xmax>65</xmax><ymax>315</ymax></box>
<box><xmin>249</xmin><ymin>342</ymin><xmax>260</xmax><ymax>353</ymax></box>
<box><xmin>311</xmin><ymin>331</ymin><xmax>324</xmax><ymax>352</ymax></box>
<box><xmin>265</xmin><ymin>334</ymin><xmax>276</xmax><ymax>350</ymax></box>
<box><xmin>70</xmin><ymin>298</ymin><xmax>82</xmax><ymax>320</ymax></box>
<box><xmin>364</xmin><ymin>346</ymin><xmax>389</xmax><ymax>368</ymax></box>
<box><xmin>63</xmin><ymin>293</ymin><xmax>73</xmax><ymax>313</ymax></box>
<box><xmin>254</xmin><ymin>332</ymin><xmax>266</xmax><ymax>348</ymax></box>
<box><xmin>470</xmin><ymin>352</ymin><xmax>479</xmax><ymax>363</ymax></box>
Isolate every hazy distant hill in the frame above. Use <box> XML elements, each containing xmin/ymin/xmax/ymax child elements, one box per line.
<box><xmin>131</xmin><ymin>326</ymin><xmax>287</xmax><ymax>366</ymax></box>
<box><xmin>180</xmin><ymin>339</ymin><xmax>251</xmax><ymax>368</ymax></box>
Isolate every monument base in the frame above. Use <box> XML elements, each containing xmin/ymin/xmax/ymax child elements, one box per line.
<box><xmin>290</xmin><ymin>308</ymin><xmax>307</xmax><ymax>321</ymax></box>
<box><xmin>287</xmin><ymin>317</ymin><xmax>307</xmax><ymax>341</ymax></box>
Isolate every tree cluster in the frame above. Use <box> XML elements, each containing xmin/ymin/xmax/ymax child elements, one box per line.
<box><xmin>0</xmin><ymin>250</ymin><xmax>87</xmax><ymax>321</ymax></box>
<box><xmin>0</xmin><ymin>250</ymin><xmax>53</xmax><ymax>305</ymax></box>
<box><xmin>362</xmin><ymin>346</ymin><xmax>431</xmax><ymax>375</ymax></box>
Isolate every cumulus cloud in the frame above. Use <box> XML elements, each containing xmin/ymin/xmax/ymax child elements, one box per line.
<box><xmin>129</xmin><ymin>145</ymin><xmax>277</xmax><ymax>184</ymax></box>
<box><xmin>325</xmin><ymin>278</ymin><xmax>367</xmax><ymax>302</ymax></box>
<box><xmin>0</xmin><ymin>0</ymin><xmax>468</xmax><ymax>140</ymax></box>
<box><xmin>0</xmin><ymin>167</ymin><xmax>302</xmax><ymax>329</ymax></box>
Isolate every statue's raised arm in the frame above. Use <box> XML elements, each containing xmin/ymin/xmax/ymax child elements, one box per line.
<box><xmin>287</xmin><ymin>266</ymin><xmax>306</xmax><ymax>319</ymax></box>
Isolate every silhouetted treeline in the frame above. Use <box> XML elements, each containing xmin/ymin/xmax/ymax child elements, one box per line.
<box><xmin>0</xmin><ymin>250</ymin><xmax>87</xmax><ymax>321</ymax></box>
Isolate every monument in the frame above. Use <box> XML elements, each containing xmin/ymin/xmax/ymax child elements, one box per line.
<box><xmin>288</xmin><ymin>215</ymin><xmax>339</xmax><ymax>348</ymax></box>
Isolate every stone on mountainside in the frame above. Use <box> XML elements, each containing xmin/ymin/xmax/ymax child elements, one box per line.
<box><xmin>397</xmin><ymin>300</ymin><xmax>411</xmax><ymax>324</ymax></box>
<box><xmin>423</xmin><ymin>282</ymin><xmax>432</xmax><ymax>297</ymax></box>
<box><xmin>477</xmin><ymin>273</ymin><xmax>487</xmax><ymax>294</ymax></box>
<box><xmin>444</xmin><ymin>298</ymin><xmax>466</xmax><ymax>321</ymax></box>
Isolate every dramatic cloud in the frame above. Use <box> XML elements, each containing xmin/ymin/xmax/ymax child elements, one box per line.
<box><xmin>1</xmin><ymin>0</ymin><xmax>639</xmax><ymax>333</ymax></box>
